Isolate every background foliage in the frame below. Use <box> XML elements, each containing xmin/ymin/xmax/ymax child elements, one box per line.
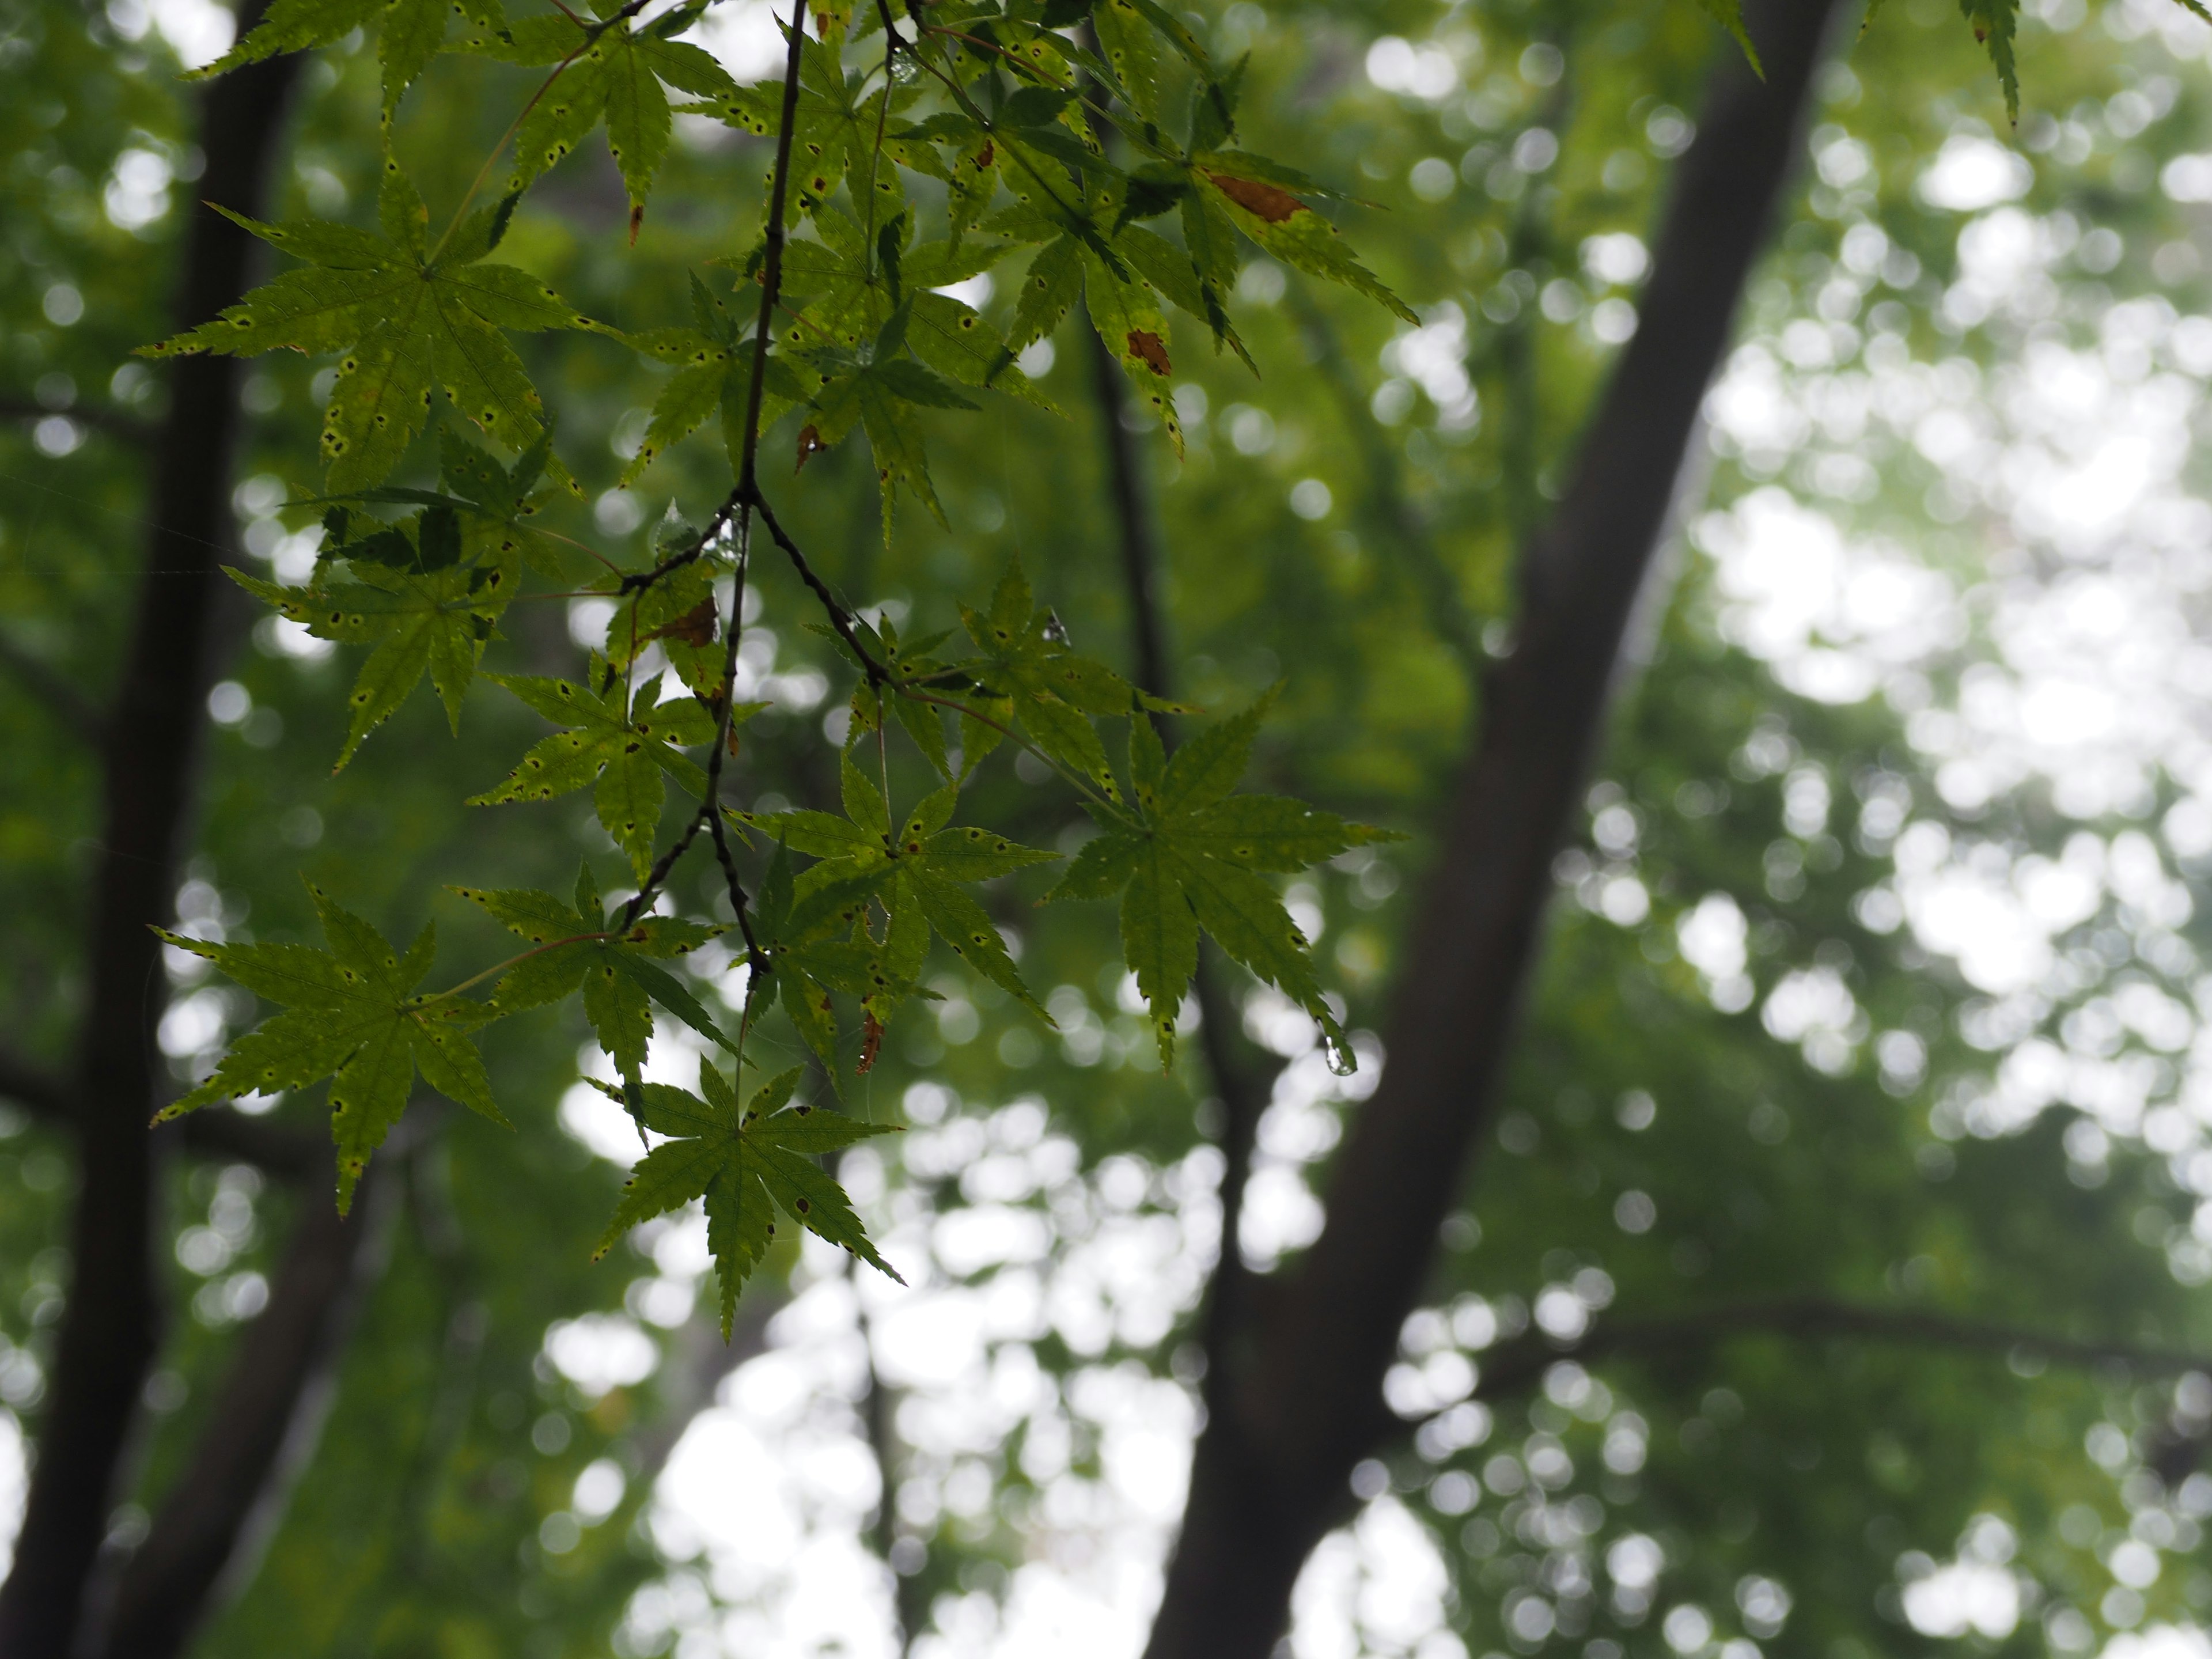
<box><xmin>14</xmin><ymin>0</ymin><xmax>2212</xmax><ymax>1654</ymax></box>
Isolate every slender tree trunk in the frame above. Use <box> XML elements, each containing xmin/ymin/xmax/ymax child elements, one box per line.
<box><xmin>1140</xmin><ymin>4</ymin><xmax>1841</xmax><ymax>1653</ymax></box>
<box><xmin>94</xmin><ymin>1168</ymin><xmax>394</xmax><ymax>1659</ymax></box>
<box><xmin>0</xmin><ymin>13</ymin><xmax>301</xmax><ymax>1653</ymax></box>
<box><xmin>1084</xmin><ymin>320</ymin><xmax>1274</xmax><ymax>1428</ymax></box>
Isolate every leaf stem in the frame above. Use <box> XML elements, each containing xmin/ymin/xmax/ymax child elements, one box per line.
<box><xmin>423</xmin><ymin>929</ymin><xmax>617</xmax><ymax>1002</ymax></box>
<box><xmin>862</xmin><ymin>0</ymin><xmax>903</xmax><ymax>285</ymax></box>
<box><xmin>426</xmin><ymin>0</ymin><xmax>657</xmax><ymax>268</ymax></box>
<box><xmin>743</xmin><ymin>488</ymin><xmax>887</xmax><ymax>687</ymax></box>
<box><xmin>895</xmin><ymin>685</ymin><xmax>1133</xmax><ymax>823</ymax></box>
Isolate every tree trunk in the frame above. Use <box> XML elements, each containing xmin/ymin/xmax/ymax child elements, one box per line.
<box><xmin>1141</xmin><ymin>3</ymin><xmax>1841</xmax><ymax>1653</ymax></box>
<box><xmin>0</xmin><ymin>14</ymin><xmax>301</xmax><ymax>1654</ymax></box>
<box><xmin>94</xmin><ymin>1167</ymin><xmax>394</xmax><ymax>1659</ymax></box>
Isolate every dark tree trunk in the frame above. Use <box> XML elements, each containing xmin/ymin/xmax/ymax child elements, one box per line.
<box><xmin>1085</xmin><ymin>319</ymin><xmax>1274</xmax><ymax>1433</ymax></box>
<box><xmin>1141</xmin><ymin>3</ymin><xmax>1842</xmax><ymax>1653</ymax></box>
<box><xmin>0</xmin><ymin>13</ymin><xmax>301</xmax><ymax>1654</ymax></box>
<box><xmin>94</xmin><ymin>1168</ymin><xmax>393</xmax><ymax>1659</ymax></box>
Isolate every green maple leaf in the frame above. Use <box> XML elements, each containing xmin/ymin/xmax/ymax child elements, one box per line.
<box><xmin>1048</xmin><ymin>692</ymin><xmax>1400</xmax><ymax>1070</ymax></box>
<box><xmin>156</xmin><ymin>882</ymin><xmax>504</xmax><ymax>1211</ymax></box>
<box><xmin>1692</xmin><ymin>0</ymin><xmax>1764</xmax><ymax>75</ymax></box>
<box><xmin>885</xmin><ymin>111</ymin><xmax>1001</xmax><ymax>245</ymax></box>
<box><xmin>994</xmin><ymin>200</ymin><xmax>1188</xmax><ymax>450</ymax></box>
<box><xmin>1191</xmin><ymin>154</ymin><xmax>1417</xmax><ymax>326</ymax></box>
<box><xmin>1956</xmin><ymin>0</ymin><xmax>2020</xmax><ymax>121</ymax></box>
<box><xmin>426</xmin><ymin>426</ymin><xmax>567</xmax><ymax>576</ymax></box>
<box><xmin>597</xmin><ymin>552</ymin><xmax>726</xmax><ymax>702</ymax></box>
<box><xmin>805</xmin><ymin>342</ymin><xmax>978</xmax><ymax>528</ymax></box>
<box><xmin>778</xmin><ymin>209</ymin><xmax>1046</xmax><ymax>406</ymax></box>
<box><xmin>469</xmin><ymin>668</ymin><xmax>745</xmax><ymax>880</ymax></box>
<box><xmin>620</xmin><ymin>275</ymin><xmax>810</xmax><ymax>484</ymax></box>
<box><xmin>309</xmin><ymin>426</ymin><xmax>569</xmax><ymax>581</ymax></box>
<box><xmin>140</xmin><ymin>169</ymin><xmax>600</xmax><ymax>493</ymax></box>
<box><xmin>498</xmin><ymin>1</ymin><xmax>737</xmax><ymax>222</ymax></box>
<box><xmin>190</xmin><ymin>0</ymin><xmax>507</xmax><ymax>115</ymax></box>
<box><xmin>231</xmin><ymin>532</ymin><xmax>505</xmax><ymax>768</ymax></box>
<box><xmin>953</xmin><ymin>560</ymin><xmax>1169</xmax><ymax>798</ymax></box>
<box><xmin>594</xmin><ymin>1063</ymin><xmax>902</xmax><ymax>1335</ymax></box>
<box><xmin>680</xmin><ymin>32</ymin><xmax>904</xmax><ymax>225</ymax></box>
<box><xmin>453</xmin><ymin>865</ymin><xmax>731</xmax><ymax>1081</ymax></box>
<box><xmin>736</xmin><ymin>757</ymin><xmax>1060</xmax><ymax>1030</ymax></box>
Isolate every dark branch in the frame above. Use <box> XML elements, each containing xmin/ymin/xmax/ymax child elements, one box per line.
<box><xmin>95</xmin><ymin>1160</ymin><xmax>399</xmax><ymax>1659</ymax></box>
<box><xmin>1081</xmin><ymin>307</ymin><xmax>1274</xmax><ymax>1434</ymax></box>
<box><xmin>0</xmin><ymin>396</ymin><xmax>156</xmax><ymax>445</ymax></box>
<box><xmin>0</xmin><ymin>631</ymin><xmax>103</xmax><ymax>740</ymax></box>
<box><xmin>1285</xmin><ymin>296</ymin><xmax>1481</xmax><ymax>676</ymax></box>
<box><xmin>0</xmin><ymin>1050</ymin><xmax>71</xmax><ymax>1121</ymax></box>
<box><xmin>1141</xmin><ymin>6</ymin><xmax>1847</xmax><ymax>1655</ymax></box>
<box><xmin>1471</xmin><ymin>1296</ymin><xmax>2212</xmax><ymax>1405</ymax></box>
<box><xmin>168</xmin><ymin>1110</ymin><xmax>322</xmax><ymax>1183</ymax></box>
<box><xmin>1086</xmin><ymin>322</ymin><xmax>1171</xmax><ymax>703</ymax></box>
<box><xmin>0</xmin><ymin>1050</ymin><xmax>317</xmax><ymax>1181</ymax></box>
<box><xmin>0</xmin><ymin>7</ymin><xmax>304</xmax><ymax>1650</ymax></box>
<box><xmin>858</xmin><ymin>1301</ymin><xmax>927</xmax><ymax>1657</ymax></box>
<box><xmin>747</xmin><ymin>488</ymin><xmax>886</xmax><ymax>684</ymax></box>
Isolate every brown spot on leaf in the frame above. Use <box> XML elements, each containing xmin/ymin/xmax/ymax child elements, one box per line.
<box><xmin>1126</xmin><ymin>330</ymin><xmax>1172</xmax><ymax>377</ymax></box>
<box><xmin>796</xmin><ymin>425</ymin><xmax>827</xmax><ymax>471</ymax></box>
<box><xmin>649</xmin><ymin>599</ymin><xmax>718</xmax><ymax>649</ymax></box>
<box><xmin>1208</xmin><ymin>172</ymin><xmax>1305</xmax><ymax>223</ymax></box>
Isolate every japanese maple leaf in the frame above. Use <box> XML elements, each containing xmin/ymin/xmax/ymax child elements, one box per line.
<box><xmin>952</xmin><ymin>560</ymin><xmax>1170</xmax><ymax>799</ymax></box>
<box><xmin>191</xmin><ymin>0</ymin><xmax>507</xmax><ymax>115</ymax></box>
<box><xmin>728</xmin><ymin>836</ymin><xmax>910</xmax><ymax>1076</ymax></box>
<box><xmin>470</xmin><ymin>668</ymin><xmax>744</xmax><ymax>880</ymax></box>
<box><xmin>141</xmin><ymin>172</ymin><xmax>600</xmax><ymax>492</ymax></box>
<box><xmin>1048</xmin><ymin>693</ymin><xmax>1400</xmax><ymax>1070</ymax></box>
<box><xmin>681</xmin><ymin>32</ymin><xmax>899</xmax><ymax>226</ymax></box>
<box><xmin>453</xmin><ymin>864</ymin><xmax>731</xmax><ymax>1081</ymax></box>
<box><xmin>310</xmin><ymin>426</ymin><xmax>570</xmax><ymax>583</ymax></box>
<box><xmin>498</xmin><ymin>0</ymin><xmax>737</xmax><ymax>224</ymax></box>
<box><xmin>620</xmin><ymin>275</ymin><xmax>808</xmax><ymax>485</ymax></box>
<box><xmin>232</xmin><ymin>528</ymin><xmax>503</xmax><ymax>769</ymax></box>
<box><xmin>736</xmin><ymin>756</ymin><xmax>1060</xmax><ymax>1025</ymax></box>
<box><xmin>594</xmin><ymin>1063</ymin><xmax>901</xmax><ymax>1335</ymax></box>
<box><xmin>157</xmin><ymin>882</ymin><xmax>503</xmax><ymax>1210</ymax></box>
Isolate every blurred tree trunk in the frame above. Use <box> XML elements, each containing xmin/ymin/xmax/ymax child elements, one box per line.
<box><xmin>0</xmin><ymin>9</ymin><xmax>301</xmax><ymax>1653</ymax></box>
<box><xmin>1141</xmin><ymin>2</ymin><xmax>1842</xmax><ymax>1654</ymax></box>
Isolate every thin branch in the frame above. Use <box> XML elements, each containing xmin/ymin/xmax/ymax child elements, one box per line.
<box><xmin>745</xmin><ymin>488</ymin><xmax>887</xmax><ymax>685</ymax></box>
<box><xmin>168</xmin><ymin>1109</ymin><xmax>322</xmax><ymax>1182</ymax></box>
<box><xmin>736</xmin><ymin>0</ymin><xmax>812</xmax><ymax>498</ymax></box>
<box><xmin>0</xmin><ymin>3</ymin><xmax>305</xmax><ymax>1644</ymax></box>
<box><xmin>0</xmin><ymin>397</ymin><xmax>154</xmax><ymax>445</ymax></box>
<box><xmin>1285</xmin><ymin>293</ymin><xmax>1481</xmax><ymax>677</ymax></box>
<box><xmin>1081</xmin><ymin>278</ymin><xmax>1272</xmax><ymax>1431</ymax></box>
<box><xmin>0</xmin><ymin>1050</ymin><xmax>70</xmax><ymax>1121</ymax></box>
<box><xmin>600</xmin><ymin>0</ymin><xmax>812</xmax><ymax>961</ymax></box>
<box><xmin>96</xmin><ymin>1153</ymin><xmax>402</xmax><ymax>1659</ymax></box>
<box><xmin>1472</xmin><ymin>1296</ymin><xmax>2212</xmax><ymax>1407</ymax></box>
